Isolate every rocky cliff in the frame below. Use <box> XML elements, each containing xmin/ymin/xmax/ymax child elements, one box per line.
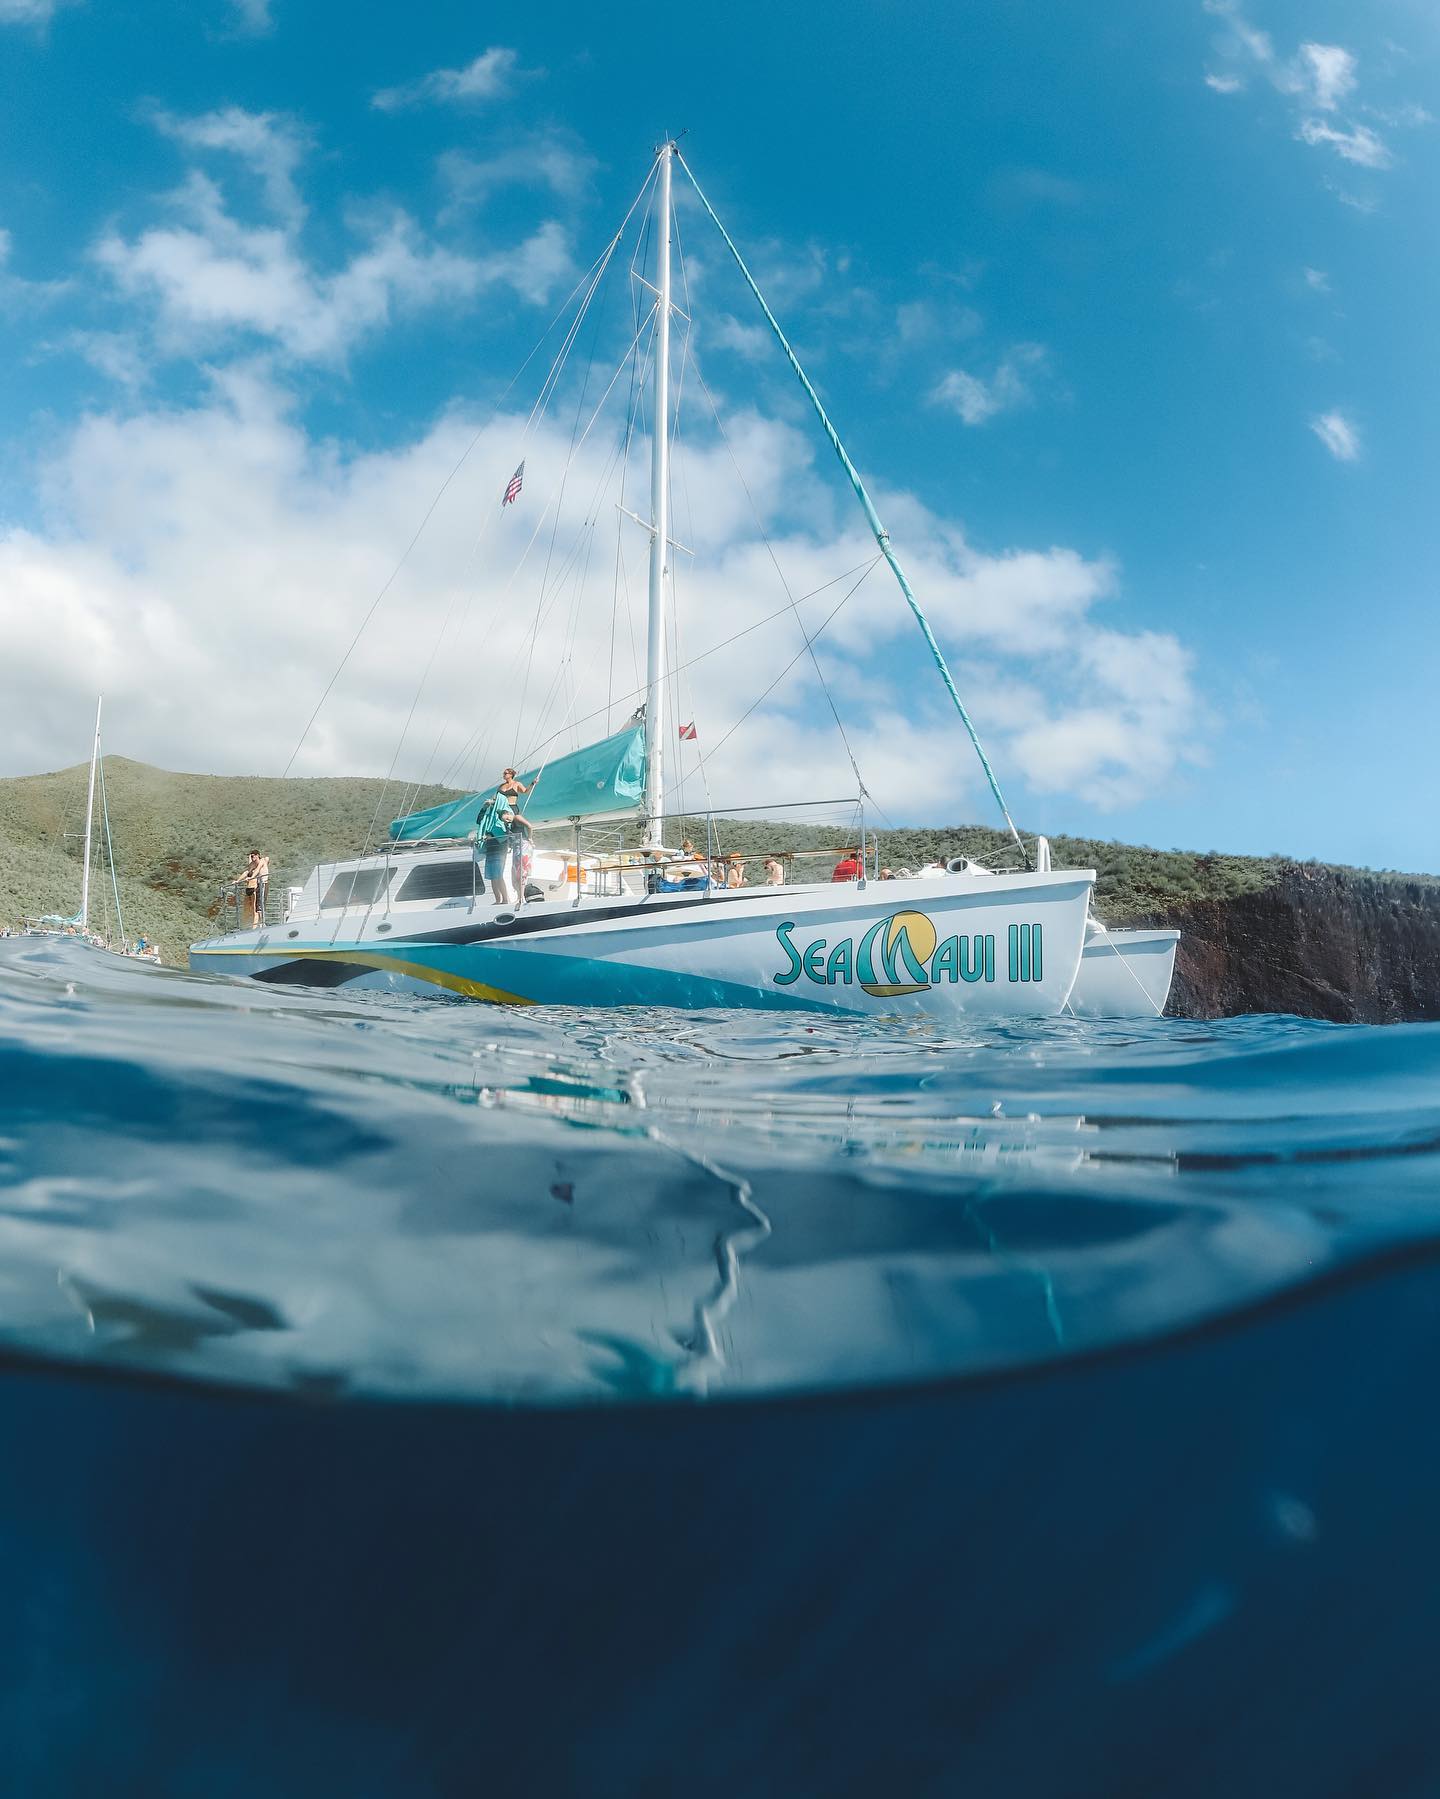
<box><xmin>1148</xmin><ymin>866</ymin><xmax>1440</xmax><ymax>1022</ymax></box>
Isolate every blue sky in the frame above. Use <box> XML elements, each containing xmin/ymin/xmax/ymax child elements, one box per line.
<box><xmin>0</xmin><ymin>0</ymin><xmax>1436</xmax><ymax>869</ymax></box>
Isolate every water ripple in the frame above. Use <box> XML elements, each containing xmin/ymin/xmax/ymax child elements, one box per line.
<box><xmin>2</xmin><ymin>935</ymin><xmax>1439</xmax><ymax>1405</ymax></box>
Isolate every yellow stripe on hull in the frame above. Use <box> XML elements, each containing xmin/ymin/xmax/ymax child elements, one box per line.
<box><xmin>202</xmin><ymin>945</ymin><xmax>534</xmax><ymax>1007</ymax></box>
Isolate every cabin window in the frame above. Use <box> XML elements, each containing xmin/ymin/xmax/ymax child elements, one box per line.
<box><xmin>320</xmin><ymin>868</ymin><xmax>391</xmax><ymax>909</ymax></box>
<box><xmin>395</xmin><ymin>860</ymin><xmax>477</xmax><ymax>903</ymax></box>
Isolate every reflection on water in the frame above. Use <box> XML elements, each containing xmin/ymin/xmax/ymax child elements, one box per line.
<box><xmin>2</xmin><ymin>935</ymin><xmax>1439</xmax><ymax>1403</ymax></box>
<box><xmin>5</xmin><ymin>939</ymin><xmax>1440</xmax><ymax>1795</ymax></box>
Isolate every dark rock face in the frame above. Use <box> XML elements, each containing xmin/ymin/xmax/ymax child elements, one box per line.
<box><xmin>1142</xmin><ymin>867</ymin><xmax>1440</xmax><ymax>1022</ymax></box>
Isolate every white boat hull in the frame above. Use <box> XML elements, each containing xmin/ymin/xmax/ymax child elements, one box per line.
<box><xmin>190</xmin><ymin>870</ymin><xmax>1096</xmax><ymax>1018</ymax></box>
<box><xmin>1068</xmin><ymin>924</ymin><xmax>1179</xmax><ymax>1018</ymax></box>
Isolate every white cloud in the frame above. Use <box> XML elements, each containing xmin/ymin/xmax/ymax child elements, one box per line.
<box><xmin>0</xmin><ymin>223</ymin><xmax>70</xmax><ymax>308</ymax></box>
<box><xmin>930</xmin><ymin>344</ymin><xmax>1048</xmax><ymax>427</ymax></box>
<box><xmin>95</xmin><ymin>183</ymin><xmax>485</xmax><ymax>364</ymax></box>
<box><xmin>710</xmin><ymin>314</ymin><xmax>770</xmax><ymax>360</ymax></box>
<box><xmin>0</xmin><ymin>0</ymin><xmax>65</xmax><ymax>23</ymax></box>
<box><xmin>225</xmin><ymin>0</ymin><xmax>273</xmax><ymax>33</ymax></box>
<box><xmin>438</xmin><ymin>138</ymin><xmax>595</xmax><ymax>211</ymax></box>
<box><xmin>1297</xmin><ymin>43</ymin><xmax>1356</xmax><ymax>111</ymax></box>
<box><xmin>1203</xmin><ymin>0</ymin><xmax>1273</xmax><ymax>68</ymax></box>
<box><xmin>1302</xmin><ymin>266</ymin><xmax>1329</xmax><ymax>291</ymax></box>
<box><xmin>1324</xmin><ymin>181</ymin><xmax>1379</xmax><ymax>215</ymax></box>
<box><xmin>0</xmin><ymin>377</ymin><xmax>1202</xmax><ymax>824</ymax></box>
<box><xmin>1296</xmin><ymin>118</ymin><xmax>1392</xmax><ymax>168</ymax></box>
<box><xmin>153</xmin><ymin>106</ymin><xmax>309</xmax><ymax>226</ymax></box>
<box><xmin>1202</xmin><ymin>6</ymin><xmax>1398</xmax><ymax>181</ymax></box>
<box><xmin>1368</xmin><ymin>101</ymin><xmax>1434</xmax><ymax>130</ymax></box>
<box><xmin>894</xmin><ymin>298</ymin><xmax>982</xmax><ymax>346</ymax></box>
<box><xmin>1310</xmin><ymin>410</ymin><xmax>1360</xmax><ymax>461</ymax></box>
<box><xmin>66</xmin><ymin>330</ymin><xmax>150</xmax><ymax>388</ymax></box>
<box><xmin>94</xmin><ymin>122</ymin><xmax>575</xmax><ymax>367</ymax></box>
<box><xmin>1009</xmin><ymin>631</ymin><xmax>1201</xmax><ymax>807</ymax></box>
<box><xmin>987</xmin><ymin>168</ymin><xmax>1088</xmax><ymax>209</ymax></box>
<box><xmin>373</xmin><ymin>47</ymin><xmax>521</xmax><ymax>113</ymax></box>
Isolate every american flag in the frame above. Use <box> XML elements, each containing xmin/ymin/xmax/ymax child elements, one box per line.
<box><xmin>678</xmin><ymin>720</ymin><xmax>698</xmax><ymax>741</ymax></box>
<box><xmin>502</xmin><ymin>460</ymin><xmax>525</xmax><ymax>507</ymax></box>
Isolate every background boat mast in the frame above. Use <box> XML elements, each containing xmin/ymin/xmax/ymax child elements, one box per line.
<box><xmin>641</xmin><ymin>140</ymin><xmax>674</xmax><ymax>849</ymax></box>
<box><xmin>80</xmin><ymin>694</ymin><xmax>101</xmax><ymax>933</ymax></box>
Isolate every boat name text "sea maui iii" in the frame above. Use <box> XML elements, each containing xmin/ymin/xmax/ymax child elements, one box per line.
<box><xmin>773</xmin><ymin>912</ymin><xmax>1044</xmax><ymax>997</ymax></box>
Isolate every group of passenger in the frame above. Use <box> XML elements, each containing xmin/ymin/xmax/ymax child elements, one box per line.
<box><xmin>228</xmin><ymin>806</ymin><xmax>900</xmax><ymax>933</ymax></box>
<box><xmin>466</xmin><ymin>767</ymin><xmax>917</xmax><ymax>910</ymax></box>
<box><xmin>649</xmin><ymin>842</ymin><xmax>791</xmax><ymax>892</ymax></box>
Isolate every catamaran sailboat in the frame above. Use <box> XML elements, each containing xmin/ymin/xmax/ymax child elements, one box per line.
<box><xmin>190</xmin><ymin>140</ymin><xmax>1168</xmax><ymax>1019</ymax></box>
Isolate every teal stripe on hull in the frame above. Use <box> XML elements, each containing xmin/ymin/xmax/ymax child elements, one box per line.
<box><xmin>372</xmin><ymin>943</ymin><xmax>855</xmax><ymax>1013</ymax></box>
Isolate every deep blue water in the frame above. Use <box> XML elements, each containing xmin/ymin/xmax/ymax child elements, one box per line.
<box><xmin>2</xmin><ymin>935</ymin><xmax>1440</xmax><ymax>1795</ymax></box>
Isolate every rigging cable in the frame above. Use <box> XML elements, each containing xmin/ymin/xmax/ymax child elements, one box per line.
<box><xmin>512</xmin><ymin>555</ymin><xmax>879</xmax><ymax>769</ymax></box>
<box><xmin>513</xmin><ymin>205</ymin><xmax>620</xmax><ymax>761</ymax></box>
<box><xmin>442</xmin><ymin>299</ymin><xmax>661</xmax><ymax>796</ymax></box>
<box><xmin>356</xmin><ymin>204</ymin><xmax>651</xmax><ymax>866</ymax></box>
<box><xmin>283</xmin><ymin>156</ymin><xmax>661</xmax><ymax>784</ymax></box>
<box><xmin>674</xmin><ymin>174</ymin><xmax>873</xmax><ymax>808</ymax></box>
<box><xmin>703</xmin><ymin>556</ymin><xmax>882</xmax><ymax>764</ymax></box>
<box><xmin>687</xmin><ymin>351</ymin><xmax>872</xmax><ymax>805</ymax></box>
<box><xmin>97</xmin><ymin>754</ymin><xmax>125</xmax><ymax>948</ymax></box>
<box><xmin>677</xmin><ymin>148</ymin><xmax>1027</xmax><ymax>865</ymax></box>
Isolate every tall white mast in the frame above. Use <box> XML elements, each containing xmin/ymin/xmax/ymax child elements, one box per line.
<box><xmin>641</xmin><ymin>140</ymin><xmax>674</xmax><ymax>849</ymax></box>
<box><xmin>80</xmin><ymin>694</ymin><xmax>101</xmax><ymax>933</ymax></box>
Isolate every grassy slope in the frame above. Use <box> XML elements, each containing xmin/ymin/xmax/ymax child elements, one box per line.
<box><xmin>0</xmin><ymin>758</ymin><xmax>449</xmax><ymax>961</ymax></box>
<box><xmin>2</xmin><ymin>758</ymin><xmax>1431</xmax><ymax>965</ymax></box>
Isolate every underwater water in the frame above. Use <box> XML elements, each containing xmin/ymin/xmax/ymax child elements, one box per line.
<box><xmin>1</xmin><ymin>934</ymin><xmax>1439</xmax><ymax>1795</ymax></box>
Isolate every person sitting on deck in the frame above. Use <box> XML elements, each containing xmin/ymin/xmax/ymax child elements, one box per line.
<box><xmin>764</xmin><ymin>856</ymin><xmax>786</xmax><ymax>886</ymax></box>
<box><xmin>726</xmin><ymin>856</ymin><xmax>746</xmax><ymax>889</ymax></box>
<box><xmin>831</xmin><ymin>848</ymin><xmax>864</xmax><ymax>883</ymax></box>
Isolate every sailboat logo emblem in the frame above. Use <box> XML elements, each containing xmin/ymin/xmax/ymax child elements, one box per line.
<box><xmin>859</xmin><ymin>910</ymin><xmax>937</xmax><ymax>996</ymax></box>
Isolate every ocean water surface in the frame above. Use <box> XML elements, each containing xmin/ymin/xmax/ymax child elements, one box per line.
<box><xmin>2</xmin><ymin>935</ymin><xmax>1438</xmax><ymax>1795</ymax></box>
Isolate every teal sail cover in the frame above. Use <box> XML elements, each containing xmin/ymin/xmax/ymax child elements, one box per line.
<box><xmin>389</xmin><ymin>724</ymin><xmax>646</xmax><ymax>842</ymax></box>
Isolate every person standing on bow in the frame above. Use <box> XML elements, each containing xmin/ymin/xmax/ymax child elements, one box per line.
<box><xmin>497</xmin><ymin>768</ymin><xmax>535</xmax><ymax>906</ymax></box>
<box><xmin>476</xmin><ymin>791</ymin><xmax>517</xmax><ymax>905</ymax></box>
<box><xmin>233</xmin><ymin>849</ymin><xmax>269</xmax><ymax>928</ymax></box>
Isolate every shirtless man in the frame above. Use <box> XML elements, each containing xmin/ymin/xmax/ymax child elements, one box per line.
<box><xmin>234</xmin><ymin>850</ymin><xmax>269</xmax><ymax>928</ymax></box>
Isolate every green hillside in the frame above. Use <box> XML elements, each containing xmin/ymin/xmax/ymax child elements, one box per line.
<box><xmin>2</xmin><ymin>757</ymin><xmax>1432</xmax><ymax>967</ymax></box>
<box><xmin>0</xmin><ymin>758</ymin><xmax>450</xmax><ymax>962</ymax></box>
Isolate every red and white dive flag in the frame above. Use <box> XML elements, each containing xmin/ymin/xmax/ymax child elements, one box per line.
<box><xmin>502</xmin><ymin>461</ymin><xmax>525</xmax><ymax>507</ymax></box>
<box><xmin>678</xmin><ymin>720</ymin><xmax>698</xmax><ymax>741</ymax></box>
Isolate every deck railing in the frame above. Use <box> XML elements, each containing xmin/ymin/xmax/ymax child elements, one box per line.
<box><xmin>216</xmin><ymin>879</ymin><xmax>281</xmax><ymax>935</ymax></box>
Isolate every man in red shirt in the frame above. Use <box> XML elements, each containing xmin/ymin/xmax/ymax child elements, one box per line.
<box><xmin>831</xmin><ymin>848</ymin><xmax>864</xmax><ymax>882</ymax></box>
